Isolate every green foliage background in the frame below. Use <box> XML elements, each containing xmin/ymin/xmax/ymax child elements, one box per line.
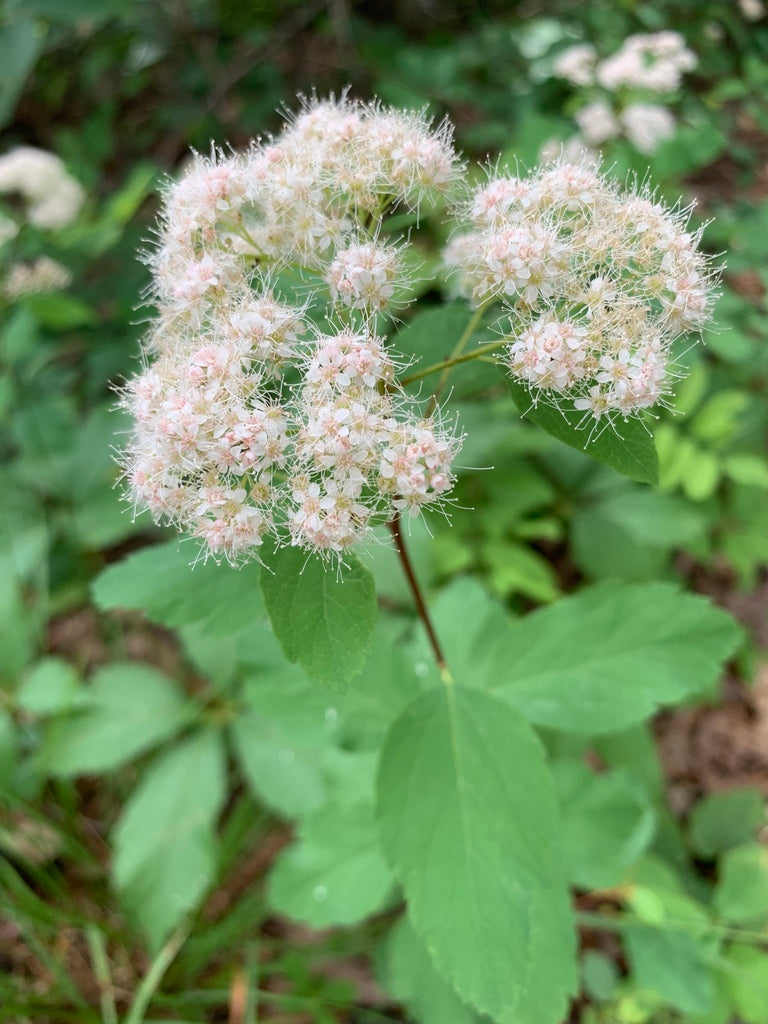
<box><xmin>1</xmin><ymin>1</ymin><xmax>768</xmax><ymax>1022</ymax></box>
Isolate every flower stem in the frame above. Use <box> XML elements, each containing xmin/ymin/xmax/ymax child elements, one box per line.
<box><xmin>400</xmin><ymin>339</ymin><xmax>508</xmax><ymax>388</ymax></box>
<box><xmin>430</xmin><ymin>305</ymin><xmax>487</xmax><ymax>409</ymax></box>
<box><xmin>388</xmin><ymin>514</ymin><xmax>452</xmax><ymax>683</ymax></box>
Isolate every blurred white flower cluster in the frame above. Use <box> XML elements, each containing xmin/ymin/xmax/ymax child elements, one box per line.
<box><xmin>122</xmin><ymin>96</ymin><xmax>463</xmax><ymax>564</ymax></box>
<box><xmin>444</xmin><ymin>159</ymin><xmax>715</xmax><ymax>423</ymax></box>
<box><xmin>552</xmin><ymin>31</ymin><xmax>696</xmax><ymax>156</ymax></box>
<box><xmin>3</xmin><ymin>255</ymin><xmax>72</xmax><ymax>300</ymax></box>
<box><xmin>0</xmin><ymin>146</ymin><xmax>85</xmax><ymax>230</ymax></box>
<box><xmin>0</xmin><ymin>146</ymin><xmax>84</xmax><ymax>301</ymax></box>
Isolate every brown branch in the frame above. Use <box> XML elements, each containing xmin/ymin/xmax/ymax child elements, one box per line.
<box><xmin>387</xmin><ymin>513</ymin><xmax>449</xmax><ymax>676</ymax></box>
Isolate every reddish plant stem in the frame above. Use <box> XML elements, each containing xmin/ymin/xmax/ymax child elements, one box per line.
<box><xmin>387</xmin><ymin>514</ymin><xmax>450</xmax><ymax>677</ymax></box>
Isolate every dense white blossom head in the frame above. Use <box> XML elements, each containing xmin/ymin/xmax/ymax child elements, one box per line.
<box><xmin>122</xmin><ymin>94</ymin><xmax>464</xmax><ymax>565</ymax></box>
<box><xmin>445</xmin><ymin>157</ymin><xmax>716</xmax><ymax>425</ymax></box>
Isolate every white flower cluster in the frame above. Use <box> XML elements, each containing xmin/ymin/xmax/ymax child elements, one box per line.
<box><xmin>123</xmin><ymin>96</ymin><xmax>463</xmax><ymax>564</ymax></box>
<box><xmin>573</xmin><ymin>99</ymin><xmax>676</xmax><ymax>155</ymax></box>
<box><xmin>554</xmin><ymin>33</ymin><xmax>695</xmax><ymax>92</ymax></box>
<box><xmin>3</xmin><ymin>256</ymin><xmax>72</xmax><ymax>300</ymax></box>
<box><xmin>597</xmin><ymin>32</ymin><xmax>697</xmax><ymax>93</ymax></box>
<box><xmin>740</xmin><ymin>0</ymin><xmax>764</xmax><ymax>20</ymax></box>
<box><xmin>552</xmin><ymin>32</ymin><xmax>696</xmax><ymax>156</ymax></box>
<box><xmin>0</xmin><ymin>147</ymin><xmax>85</xmax><ymax>230</ymax></box>
<box><xmin>445</xmin><ymin>159</ymin><xmax>715</xmax><ymax>424</ymax></box>
<box><xmin>553</xmin><ymin>43</ymin><xmax>599</xmax><ymax>87</ymax></box>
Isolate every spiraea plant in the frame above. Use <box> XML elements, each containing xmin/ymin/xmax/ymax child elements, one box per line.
<box><xmin>122</xmin><ymin>94</ymin><xmax>715</xmax><ymax>565</ymax></box>
<box><xmin>99</xmin><ymin>94</ymin><xmax>744</xmax><ymax>1024</ymax></box>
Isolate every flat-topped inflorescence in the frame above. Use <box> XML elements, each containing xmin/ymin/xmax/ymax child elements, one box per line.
<box><xmin>445</xmin><ymin>158</ymin><xmax>716</xmax><ymax>423</ymax></box>
<box><xmin>122</xmin><ymin>96</ymin><xmax>716</xmax><ymax>563</ymax></box>
<box><xmin>121</xmin><ymin>95</ymin><xmax>463</xmax><ymax>565</ymax></box>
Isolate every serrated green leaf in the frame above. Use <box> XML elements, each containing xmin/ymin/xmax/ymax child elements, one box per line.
<box><xmin>380</xmin><ymin>917</ymin><xmax>479</xmax><ymax>1024</ymax></box>
<box><xmin>483</xmin><ymin>583</ymin><xmax>741</xmax><ymax>733</ymax></box>
<box><xmin>377</xmin><ymin>685</ymin><xmax>577</xmax><ymax>1023</ymax></box>
<box><xmin>92</xmin><ymin>540</ymin><xmax>264</xmax><ymax>635</ymax></box>
<box><xmin>40</xmin><ymin>664</ymin><xmax>193</xmax><ymax>776</ymax></box>
<box><xmin>688</xmin><ymin>789</ymin><xmax>765</xmax><ymax>859</ymax></box>
<box><xmin>507</xmin><ymin>380</ymin><xmax>659</xmax><ymax>484</ymax></box>
<box><xmin>260</xmin><ymin>545</ymin><xmax>377</xmax><ymax>688</ymax></box>
<box><xmin>267</xmin><ymin>800</ymin><xmax>392</xmax><ymax>928</ymax></box>
<box><xmin>113</xmin><ymin>730</ymin><xmax>226</xmax><ymax>948</ymax></box>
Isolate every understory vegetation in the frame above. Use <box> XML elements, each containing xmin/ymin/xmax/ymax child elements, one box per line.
<box><xmin>1</xmin><ymin>2</ymin><xmax>768</xmax><ymax>1023</ymax></box>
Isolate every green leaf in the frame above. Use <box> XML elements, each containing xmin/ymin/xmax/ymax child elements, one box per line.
<box><xmin>113</xmin><ymin>730</ymin><xmax>226</xmax><ymax>948</ymax></box>
<box><xmin>577</xmin><ymin>488</ymin><xmax>705</xmax><ymax>549</ymax></box>
<box><xmin>418</xmin><ymin>577</ymin><xmax>511</xmax><ymax>687</ymax></box>
<box><xmin>571</xmin><ymin>486</ymin><xmax>704</xmax><ymax>580</ymax></box>
<box><xmin>395</xmin><ymin>305</ymin><xmax>500</xmax><ymax>399</ymax></box>
<box><xmin>688</xmin><ymin>789</ymin><xmax>765</xmax><ymax>859</ymax></box>
<box><xmin>722</xmin><ymin>454</ymin><xmax>768</xmax><ymax>489</ymax></box>
<box><xmin>721</xmin><ymin>944</ymin><xmax>768</xmax><ymax>1024</ymax></box>
<box><xmin>377</xmin><ymin>685</ymin><xmax>577</xmax><ymax>1023</ymax></box>
<box><xmin>0</xmin><ymin>579</ymin><xmax>38</xmax><ymax>679</ymax></box>
<box><xmin>713</xmin><ymin>844</ymin><xmax>768</xmax><ymax>926</ymax></box>
<box><xmin>17</xmin><ymin>658</ymin><xmax>83</xmax><ymax>716</ymax></box>
<box><xmin>483</xmin><ymin>582</ymin><xmax>741</xmax><ymax>733</ymax></box>
<box><xmin>40</xmin><ymin>664</ymin><xmax>193</xmax><ymax>776</ymax></box>
<box><xmin>580</xmin><ymin>950</ymin><xmax>620</xmax><ymax>1002</ymax></box>
<box><xmin>553</xmin><ymin>760</ymin><xmax>655</xmax><ymax>889</ymax></box>
<box><xmin>483</xmin><ymin>540</ymin><xmax>560</xmax><ymax>603</ymax></box>
<box><xmin>92</xmin><ymin>540</ymin><xmax>264</xmax><ymax>635</ymax></box>
<box><xmin>26</xmin><ymin>294</ymin><xmax>95</xmax><ymax>330</ymax></box>
<box><xmin>335</xmin><ymin>632</ymin><xmax>423</xmax><ymax>749</ymax></box>
<box><xmin>507</xmin><ymin>380</ymin><xmax>659</xmax><ymax>484</ymax></box>
<box><xmin>625</xmin><ymin>922</ymin><xmax>716</xmax><ymax>1015</ymax></box>
<box><xmin>0</xmin><ymin>18</ymin><xmax>46</xmax><ymax>128</ymax></box>
<box><xmin>69</xmin><ymin>487</ymin><xmax>142</xmax><ymax>549</ymax></box>
<box><xmin>104</xmin><ymin>163</ymin><xmax>158</xmax><ymax>226</ymax></box>
<box><xmin>260</xmin><ymin>545</ymin><xmax>377</xmax><ymax>688</ymax></box>
<box><xmin>267</xmin><ymin>800</ymin><xmax>392</xmax><ymax>928</ymax></box>
<box><xmin>231</xmin><ymin>670</ymin><xmax>331</xmax><ymax>818</ymax></box>
<box><xmin>380</xmin><ymin>917</ymin><xmax>478</xmax><ymax>1024</ymax></box>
